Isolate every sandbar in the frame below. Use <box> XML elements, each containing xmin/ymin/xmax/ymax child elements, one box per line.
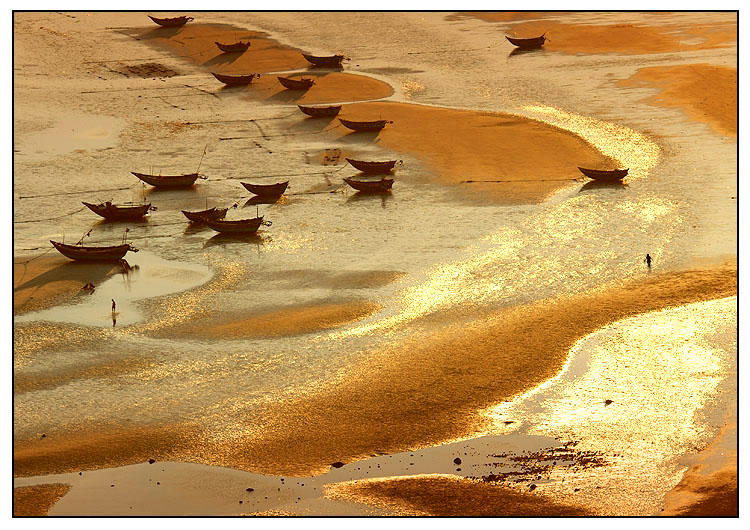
<box><xmin>13</xmin><ymin>483</ymin><xmax>71</xmax><ymax>516</ymax></box>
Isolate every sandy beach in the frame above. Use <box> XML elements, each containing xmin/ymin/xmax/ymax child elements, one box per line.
<box><xmin>13</xmin><ymin>11</ymin><xmax>737</xmax><ymax>517</ymax></box>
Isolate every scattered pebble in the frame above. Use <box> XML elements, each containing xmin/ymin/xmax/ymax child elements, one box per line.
<box><xmin>331</xmin><ymin>462</ymin><xmax>345</xmax><ymax>468</ymax></box>
<box><xmin>529</xmin><ymin>484</ymin><xmax>536</xmax><ymax>491</ymax></box>
<box><xmin>148</xmin><ymin>459</ymin><xmax>156</xmax><ymax>464</ymax></box>
<box><xmin>454</xmin><ymin>457</ymin><xmax>462</xmax><ymax>465</ymax></box>
<box><xmin>246</xmin><ymin>488</ymin><xmax>254</xmax><ymax>492</ymax></box>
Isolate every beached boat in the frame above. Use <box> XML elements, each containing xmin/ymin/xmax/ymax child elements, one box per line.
<box><xmin>148</xmin><ymin>15</ymin><xmax>193</xmax><ymax>27</ymax></box>
<box><xmin>82</xmin><ymin>201</ymin><xmax>153</xmax><ymax>220</ymax></box>
<box><xmin>215</xmin><ymin>41</ymin><xmax>251</xmax><ymax>53</ymax></box>
<box><xmin>339</xmin><ymin>118</ymin><xmax>391</xmax><ymax>132</ymax></box>
<box><xmin>211</xmin><ymin>72</ymin><xmax>260</xmax><ymax>86</ymax></box>
<box><xmin>131</xmin><ymin>171</ymin><xmax>204</xmax><ymax>187</ymax></box>
<box><xmin>298</xmin><ymin>104</ymin><xmax>342</xmax><ymax>117</ymax></box>
<box><xmin>302</xmin><ymin>53</ymin><xmax>345</xmax><ymax>67</ymax></box>
<box><xmin>204</xmin><ymin>216</ymin><xmax>267</xmax><ymax>234</ymax></box>
<box><xmin>346</xmin><ymin>158</ymin><xmax>398</xmax><ymax>173</ymax></box>
<box><xmin>50</xmin><ymin>240</ymin><xmax>138</xmax><ymax>261</ymax></box>
<box><xmin>241</xmin><ymin>181</ymin><xmax>289</xmax><ymax>197</ymax></box>
<box><xmin>577</xmin><ymin>167</ymin><xmax>629</xmax><ymax>181</ymax></box>
<box><xmin>181</xmin><ymin>207</ymin><xmax>229</xmax><ymax>223</ymax></box>
<box><xmin>343</xmin><ymin>177</ymin><xmax>394</xmax><ymax>192</ymax></box>
<box><xmin>505</xmin><ymin>34</ymin><xmax>547</xmax><ymax>49</ymax></box>
<box><xmin>277</xmin><ymin>76</ymin><xmax>315</xmax><ymax>90</ymax></box>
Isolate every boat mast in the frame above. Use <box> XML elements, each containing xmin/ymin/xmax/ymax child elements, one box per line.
<box><xmin>196</xmin><ymin>144</ymin><xmax>208</xmax><ymax>174</ymax></box>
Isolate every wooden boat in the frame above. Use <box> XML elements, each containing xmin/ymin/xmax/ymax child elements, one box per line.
<box><xmin>302</xmin><ymin>53</ymin><xmax>345</xmax><ymax>67</ymax></box>
<box><xmin>148</xmin><ymin>15</ymin><xmax>193</xmax><ymax>27</ymax></box>
<box><xmin>211</xmin><ymin>72</ymin><xmax>260</xmax><ymax>86</ymax></box>
<box><xmin>505</xmin><ymin>34</ymin><xmax>547</xmax><ymax>49</ymax></box>
<box><xmin>577</xmin><ymin>167</ymin><xmax>629</xmax><ymax>181</ymax></box>
<box><xmin>181</xmin><ymin>207</ymin><xmax>229</xmax><ymax>223</ymax></box>
<box><xmin>131</xmin><ymin>171</ymin><xmax>204</xmax><ymax>187</ymax></box>
<box><xmin>298</xmin><ymin>104</ymin><xmax>342</xmax><ymax>117</ymax></box>
<box><xmin>277</xmin><ymin>76</ymin><xmax>315</xmax><ymax>90</ymax></box>
<box><xmin>204</xmin><ymin>216</ymin><xmax>267</xmax><ymax>234</ymax></box>
<box><xmin>215</xmin><ymin>41</ymin><xmax>251</xmax><ymax>53</ymax></box>
<box><xmin>346</xmin><ymin>158</ymin><xmax>398</xmax><ymax>173</ymax></box>
<box><xmin>343</xmin><ymin>177</ymin><xmax>394</xmax><ymax>192</ymax></box>
<box><xmin>241</xmin><ymin>181</ymin><xmax>289</xmax><ymax>197</ymax></box>
<box><xmin>82</xmin><ymin>201</ymin><xmax>153</xmax><ymax>220</ymax></box>
<box><xmin>339</xmin><ymin>118</ymin><xmax>391</xmax><ymax>132</ymax></box>
<box><xmin>50</xmin><ymin>240</ymin><xmax>138</xmax><ymax>261</ymax></box>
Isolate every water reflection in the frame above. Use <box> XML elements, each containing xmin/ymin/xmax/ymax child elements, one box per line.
<box><xmin>346</xmin><ymin>190</ymin><xmax>393</xmax><ymax>208</ymax></box>
<box><xmin>579</xmin><ymin>181</ymin><xmax>629</xmax><ymax>193</ymax></box>
<box><xmin>203</xmin><ymin>232</ymin><xmax>266</xmax><ymax>249</ymax></box>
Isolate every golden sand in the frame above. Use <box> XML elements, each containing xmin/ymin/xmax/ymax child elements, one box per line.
<box><xmin>618</xmin><ymin>64</ymin><xmax>737</xmax><ymax>138</ymax></box>
<box><xmin>324</xmin><ymin>474</ymin><xmax>589</xmax><ymax>516</ymax></box>
<box><xmin>13</xmin><ymin>483</ymin><xmax>71</xmax><ymax>516</ymax></box>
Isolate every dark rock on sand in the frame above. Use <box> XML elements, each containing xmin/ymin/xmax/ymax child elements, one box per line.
<box><xmin>331</xmin><ymin>462</ymin><xmax>345</xmax><ymax>468</ymax></box>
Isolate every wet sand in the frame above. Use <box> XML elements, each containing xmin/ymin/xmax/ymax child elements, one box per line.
<box><xmin>13</xmin><ymin>484</ymin><xmax>71</xmax><ymax>516</ymax></box>
<box><xmin>618</xmin><ymin>64</ymin><xmax>737</xmax><ymax>138</ymax></box>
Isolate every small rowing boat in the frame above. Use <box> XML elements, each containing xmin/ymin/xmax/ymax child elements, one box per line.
<box><xmin>277</xmin><ymin>76</ymin><xmax>315</xmax><ymax>90</ymax></box>
<box><xmin>215</xmin><ymin>41</ymin><xmax>251</xmax><ymax>53</ymax></box>
<box><xmin>204</xmin><ymin>216</ymin><xmax>269</xmax><ymax>234</ymax></box>
<box><xmin>298</xmin><ymin>104</ymin><xmax>342</xmax><ymax>117</ymax></box>
<box><xmin>50</xmin><ymin>240</ymin><xmax>139</xmax><ymax>261</ymax></box>
<box><xmin>505</xmin><ymin>34</ymin><xmax>547</xmax><ymax>49</ymax></box>
<box><xmin>148</xmin><ymin>15</ymin><xmax>193</xmax><ymax>27</ymax></box>
<box><xmin>343</xmin><ymin>177</ymin><xmax>394</xmax><ymax>192</ymax></box>
<box><xmin>302</xmin><ymin>53</ymin><xmax>345</xmax><ymax>67</ymax></box>
<box><xmin>577</xmin><ymin>167</ymin><xmax>629</xmax><ymax>181</ymax></box>
<box><xmin>212</xmin><ymin>72</ymin><xmax>260</xmax><ymax>85</ymax></box>
<box><xmin>241</xmin><ymin>181</ymin><xmax>289</xmax><ymax>197</ymax></box>
<box><xmin>339</xmin><ymin>118</ymin><xmax>391</xmax><ymax>132</ymax></box>
<box><xmin>131</xmin><ymin>171</ymin><xmax>204</xmax><ymax>187</ymax></box>
<box><xmin>346</xmin><ymin>158</ymin><xmax>398</xmax><ymax>173</ymax></box>
<box><xmin>181</xmin><ymin>207</ymin><xmax>229</xmax><ymax>223</ymax></box>
<box><xmin>82</xmin><ymin>201</ymin><xmax>153</xmax><ymax>220</ymax></box>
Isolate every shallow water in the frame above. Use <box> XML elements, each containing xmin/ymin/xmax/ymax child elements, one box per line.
<box><xmin>13</xmin><ymin>11</ymin><xmax>736</xmax><ymax>514</ymax></box>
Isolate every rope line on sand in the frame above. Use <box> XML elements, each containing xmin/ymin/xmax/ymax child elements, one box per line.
<box><xmin>407</xmin><ymin>45</ymin><xmax>492</xmax><ymax>55</ymax></box>
<box><xmin>18</xmin><ymin>184</ymin><xmax>141</xmax><ymax>200</ymax></box>
<box><xmin>15</xmin><ymin>206</ymin><xmax>88</xmax><ymax>224</ymax></box>
<box><xmin>463</xmin><ymin>178</ymin><xmax>583</xmax><ymax>183</ymax></box>
<box><xmin>219</xmin><ymin>122</ymin><xmax>344</xmax><ymax>141</ymax></box>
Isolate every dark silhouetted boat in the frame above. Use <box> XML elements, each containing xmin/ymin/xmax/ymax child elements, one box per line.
<box><xmin>339</xmin><ymin>118</ymin><xmax>391</xmax><ymax>132</ymax></box>
<box><xmin>346</xmin><ymin>158</ymin><xmax>398</xmax><ymax>173</ymax></box>
<box><xmin>277</xmin><ymin>76</ymin><xmax>315</xmax><ymax>90</ymax></box>
<box><xmin>50</xmin><ymin>240</ymin><xmax>139</xmax><ymax>261</ymax></box>
<box><xmin>83</xmin><ymin>201</ymin><xmax>153</xmax><ymax>220</ymax></box>
<box><xmin>302</xmin><ymin>53</ymin><xmax>345</xmax><ymax>67</ymax></box>
<box><xmin>181</xmin><ymin>207</ymin><xmax>229</xmax><ymax>223</ymax></box>
<box><xmin>343</xmin><ymin>177</ymin><xmax>394</xmax><ymax>192</ymax></box>
<box><xmin>215</xmin><ymin>41</ymin><xmax>251</xmax><ymax>53</ymax></box>
<box><xmin>148</xmin><ymin>15</ymin><xmax>193</xmax><ymax>27</ymax></box>
<box><xmin>577</xmin><ymin>167</ymin><xmax>629</xmax><ymax>181</ymax></box>
<box><xmin>298</xmin><ymin>104</ymin><xmax>342</xmax><ymax>117</ymax></box>
<box><xmin>131</xmin><ymin>171</ymin><xmax>204</xmax><ymax>187</ymax></box>
<box><xmin>204</xmin><ymin>216</ymin><xmax>268</xmax><ymax>233</ymax></box>
<box><xmin>505</xmin><ymin>34</ymin><xmax>547</xmax><ymax>49</ymax></box>
<box><xmin>242</xmin><ymin>181</ymin><xmax>289</xmax><ymax>197</ymax></box>
<box><xmin>211</xmin><ymin>72</ymin><xmax>260</xmax><ymax>85</ymax></box>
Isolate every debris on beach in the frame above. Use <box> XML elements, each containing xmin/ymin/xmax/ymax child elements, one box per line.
<box><xmin>331</xmin><ymin>461</ymin><xmax>345</xmax><ymax>468</ymax></box>
<box><xmin>148</xmin><ymin>458</ymin><xmax>156</xmax><ymax>464</ymax></box>
<box><xmin>454</xmin><ymin>457</ymin><xmax>462</xmax><ymax>465</ymax></box>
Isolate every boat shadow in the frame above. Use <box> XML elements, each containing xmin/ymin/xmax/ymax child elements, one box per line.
<box><xmin>578</xmin><ymin>181</ymin><xmax>629</xmax><ymax>193</ymax></box>
<box><xmin>346</xmin><ymin>190</ymin><xmax>393</xmax><ymax>208</ymax></box>
<box><xmin>337</xmin><ymin>130</ymin><xmax>382</xmax><ymax>144</ymax></box>
<box><xmin>203</xmin><ymin>232</ymin><xmax>266</xmax><ymax>249</ymax></box>
<box><xmin>244</xmin><ymin>195</ymin><xmax>287</xmax><ymax>207</ymax></box>
<box><xmin>182</xmin><ymin>222</ymin><xmax>213</xmax><ymax>236</ymax></box>
<box><xmin>508</xmin><ymin>47</ymin><xmax>546</xmax><ymax>58</ymax></box>
<box><xmin>201</xmin><ymin>53</ymin><xmax>244</xmax><ymax>68</ymax></box>
<box><xmin>14</xmin><ymin>259</ymin><xmax>119</xmax><ymax>293</ymax></box>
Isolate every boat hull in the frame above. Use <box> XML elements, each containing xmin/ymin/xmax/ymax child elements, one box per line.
<box><xmin>212</xmin><ymin>72</ymin><xmax>259</xmax><ymax>85</ymax></box>
<box><xmin>216</xmin><ymin>41</ymin><xmax>250</xmax><ymax>53</ymax></box>
<box><xmin>82</xmin><ymin>201</ymin><xmax>151</xmax><ymax>220</ymax></box>
<box><xmin>505</xmin><ymin>35</ymin><xmax>546</xmax><ymax>49</ymax></box>
<box><xmin>577</xmin><ymin>167</ymin><xmax>629</xmax><ymax>181</ymax></box>
<box><xmin>205</xmin><ymin>217</ymin><xmax>265</xmax><ymax>233</ymax></box>
<box><xmin>148</xmin><ymin>15</ymin><xmax>193</xmax><ymax>27</ymax></box>
<box><xmin>298</xmin><ymin>105</ymin><xmax>341</xmax><ymax>117</ymax></box>
<box><xmin>343</xmin><ymin>177</ymin><xmax>394</xmax><ymax>192</ymax></box>
<box><xmin>339</xmin><ymin>118</ymin><xmax>389</xmax><ymax>132</ymax></box>
<box><xmin>346</xmin><ymin>158</ymin><xmax>397</xmax><ymax>173</ymax></box>
<box><xmin>51</xmin><ymin>240</ymin><xmax>135</xmax><ymax>261</ymax></box>
<box><xmin>302</xmin><ymin>53</ymin><xmax>344</xmax><ymax>67</ymax></box>
<box><xmin>241</xmin><ymin>181</ymin><xmax>289</xmax><ymax>197</ymax></box>
<box><xmin>181</xmin><ymin>207</ymin><xmax>229</xmax><ymax>223</ymax></box>
<box><xmin>131</xmin><ymin>172</ymin><xmax>201</xmax><ymax>187</ymax></box>
<box><xmin>278</xmin><ymin>76</ymin><xmax>315</xmax><ymax>90</ymax></box>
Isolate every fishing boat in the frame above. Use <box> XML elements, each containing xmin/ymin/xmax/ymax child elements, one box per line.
<box><xmin>82</xmin><ymin>201</ymin><xmax>153</xmax><ymax>220</ymax></box>
<box><xmin>131</xmin><ymin>171</ymin><xmax>204</xmax><ymax>187</ymax></box>
<box><xmin>148</xmin><ymin>15</ymin><xmax>193</xmax><ymax>27</ymax></box>
<box><xmin>215</xmin><ymin>41</ymin><xmax>251</xmax><ymax>53</ymax></box>
<box><xmin>50</xmin><ymin>240</ymin><xmax>138</xmax><ymax>261</ymax></box>
<box><xmin>577</xmin><ymin>167</ymin><xmax>629</xmax><ymax>181</ymax></box>
<box><xmin>302</xmin><ymin>53</ymin><xmax>345</xmax><ymax>67</ymax></box>
<box><xmin>339</xmin><ymin>118</ymin><xmax>391</xmax><ymax>132</ymax></box>
<box><xmin>505</xmin><ymin>34</ymin><xmax>547</xmax><ymax>49</ymax></box>
<box><xmin>343</xmin><ymin>177</ymin><xmax>394</xmax><ymax>192</ymax></box>
<box><xmin>346</xmin><ymin>158</ymin><xmax>399</xmax><ymax>173</ymax></box>
<box><xmin>211</xmin><ymin>72</ymin><xmax>260</xmax><ymax>86</ymax></box>
<box><xmin>241</xmin><ymin>181</ymin><xmax>289</xmax><ymax>197</ymax></box>
<box><xmin>277</xmin><ymin>76</ymin><xmax>315</xmax><ymax>90</ymax></box>
<box><xmin>181</xmin><ymin>207</ymin><xmax>229</xmax><ymax>223</ymax></box>
<box><xmin>204</xmin><ymin>216</ymin><xmax>268</xmax><ymax>234</ymax></box>
<box><xmin>298</xmin><ymin>104</ymin><xmax>342</xmax><ymax>117</ymax></box>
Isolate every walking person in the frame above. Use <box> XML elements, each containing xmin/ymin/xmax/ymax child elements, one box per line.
<box><xmin>645</xmin><ymin>253</ymin><xmax>652</xmax><ymax>268</ymax></box>
<box><xmin>111</xmin><ymin>299</ymin><xmax>116</xmax><ymax>312</ymax></box>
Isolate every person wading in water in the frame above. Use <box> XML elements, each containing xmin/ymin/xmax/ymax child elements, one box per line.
<box><xmin>645</xmin><ymin>253</ymin><xmax>652</xmax><ymax>268</ymax></box>
<box><xmin>111</xmin><ymin>299</ymin><xmax>116</xmax><ymax>312</ymax></box>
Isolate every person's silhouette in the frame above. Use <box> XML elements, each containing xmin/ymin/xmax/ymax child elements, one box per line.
<box><xmin>111</xmin><ymin>299</ymin><xmax>116</xmax><ymax>312</ymax></box>
<box><xmin>645</xmin><ymin>254</ymin><xmax>652</xmax><ymax>268</ymax></box>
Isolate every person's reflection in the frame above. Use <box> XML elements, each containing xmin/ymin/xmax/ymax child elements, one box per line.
<box><xmin>112</xmin><ymin>313</ymin><xmax>117</xmax><ymax>328</ymax></box>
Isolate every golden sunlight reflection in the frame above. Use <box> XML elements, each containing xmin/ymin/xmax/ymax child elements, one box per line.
<box><xmin>401</xmin><ymin>80</ymin><xmax>426</xmax><ymax>99</ymax></box>
<box><xmin>522</xmin><ymin>105</ymin><xmax>660</xmax><ymax>178</ymax></box>
<box><xmin>479</xmin><ymin>296</ymin><xmax>736</xmax><ymax>515</ymax></box>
